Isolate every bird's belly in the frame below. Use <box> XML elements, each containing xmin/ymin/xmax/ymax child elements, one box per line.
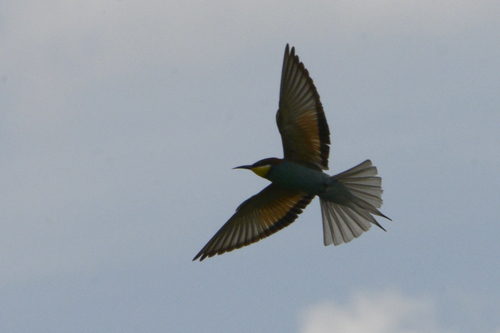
<box><xmin>268</xmin><ymin>161</ymin><xmax>329</xmax><ymax>195</ymax></box>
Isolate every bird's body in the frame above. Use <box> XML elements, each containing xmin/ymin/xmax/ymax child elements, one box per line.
<box><xmin>193</xmin><ymin>44</ymin><xmax>390</xmax><ymax>261</ymax></box>
<box><xmin>266</xmin><ymin>159</ymin><xmax>329</xmax><ymax>194</ymax></box>
<box><xmin>251</xmin><ymin>159</ymin><xmax>369</xmax><ymax>212</ymax></box>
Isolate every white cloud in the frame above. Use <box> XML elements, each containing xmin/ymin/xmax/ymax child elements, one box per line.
<box><xmin>300</xmin><ymin>290</ymin><xmax>452</xmax><ymax>333</ymax></box>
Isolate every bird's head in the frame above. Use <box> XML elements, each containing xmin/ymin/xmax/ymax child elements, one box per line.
<box><xmin>233</xmin><ymin>158</ymin><xmax>283</xmax><ymax>179</ymax></box>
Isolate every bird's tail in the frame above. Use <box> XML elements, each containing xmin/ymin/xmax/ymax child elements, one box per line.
<box><xmin>319</xmin><ymin>160</ymin><xmax>391</xmax><ymax>246</ymax></box>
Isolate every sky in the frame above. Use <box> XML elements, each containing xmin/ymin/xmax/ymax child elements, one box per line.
<box><xmin>1</xmin><ymin>0</ymin><xmax>499</xmax><ymax>332</ymax></box>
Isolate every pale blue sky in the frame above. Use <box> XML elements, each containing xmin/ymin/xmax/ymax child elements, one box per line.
<box><xmin>1</xmin><ymin>1</ymin><xmax>499</xmax><ymax>332</ymax></box>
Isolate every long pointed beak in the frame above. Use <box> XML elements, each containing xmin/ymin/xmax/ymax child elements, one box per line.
<box><xmin>233</xmin><ymin>165</ymin><xmax>253</xmax><ymax>170</ymax></box>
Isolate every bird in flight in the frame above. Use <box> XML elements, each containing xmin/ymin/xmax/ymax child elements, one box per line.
<box><xmin>193</xmin><ymin>44</ymin><xmax>390</xmax><ymax>261</ymax></box>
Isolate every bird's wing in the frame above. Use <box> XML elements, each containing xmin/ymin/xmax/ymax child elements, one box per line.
<box><xmin>276</xmin><ymin>44</ymin><xmax>330</xmax><ymax>170</ymax></box>
<box><xmin>193</xmin><ymin>184</ymin><xmax>314</xmax><ymax>261</ymax></box>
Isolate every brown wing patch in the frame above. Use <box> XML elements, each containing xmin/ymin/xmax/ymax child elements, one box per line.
<box><xmin>277</xmin><ymin>44</ymin><xmax>330</xmax><ymax>170</ymax></box>
<box><xmin>193</xmin><ymin>184</ymin><xmax>314</xmax><ymax>261</ymax></box>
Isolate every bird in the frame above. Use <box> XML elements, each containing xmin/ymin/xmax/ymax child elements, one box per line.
<box><xmin>193</xmin><ymin>44</ymin><xmax>391</xmax><ymax>261</ymax></box>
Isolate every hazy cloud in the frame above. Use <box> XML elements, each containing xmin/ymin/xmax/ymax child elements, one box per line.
<box><xmin>300</xmin><ymin>290</ymin><xmax>452</xmax><ymax>333</ymax></box>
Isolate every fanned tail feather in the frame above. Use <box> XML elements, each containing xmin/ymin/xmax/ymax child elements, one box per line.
<box><xmin>320</xmin><ymin>160</ymin><xmax>391</xmax><ymax>246</ymax></box>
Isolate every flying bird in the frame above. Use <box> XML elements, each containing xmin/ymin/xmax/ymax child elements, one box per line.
<box><xmin>193</xmin><ymin>44</ymin><xmax>390</xmax><ymax>261</ymax></box>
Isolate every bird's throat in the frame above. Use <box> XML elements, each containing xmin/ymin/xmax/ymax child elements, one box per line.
<box><xmin>251</xmin><ymin>164</ymin><xmax>271</xmax><ymax>178</ymax></box>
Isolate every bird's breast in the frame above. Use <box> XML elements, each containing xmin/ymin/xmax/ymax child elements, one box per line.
<box><xmin>267</xmin><ymin>160</ymin><xmax>329</xmax><ymax>195</ymax></box>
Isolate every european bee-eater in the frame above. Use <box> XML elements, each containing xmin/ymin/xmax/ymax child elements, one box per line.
<box><xmin>193</xmin><ymin>44</ymin><xmax>390</xmax><ymax>261</ymax></box>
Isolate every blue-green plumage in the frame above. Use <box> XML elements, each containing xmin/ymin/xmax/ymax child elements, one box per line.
<box><xmin>266</xmin><ymin>160</ymin><xmax>329</xmax><ymax>194</ymax></box>
<box><xmin>262</xmin><ymin>160</ymin><xmax>358</xmax><ymax>207</ymax></box>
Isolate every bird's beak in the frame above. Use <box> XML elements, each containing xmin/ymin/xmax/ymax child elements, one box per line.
<box><xmin>233</xmin><ymin>165</ymin><xmax>253</xmax><ymax>170</ymax></box>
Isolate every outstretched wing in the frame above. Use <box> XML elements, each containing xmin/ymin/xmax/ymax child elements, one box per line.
<box><xmin>193</xmin><ymin>184</ymin><xmax>314</xmax><ymax>261</ymax></box>
<box><xmin>277</xmin><ymin>44</ymin><xmax>330</xmax><ymax>170</ymax></box>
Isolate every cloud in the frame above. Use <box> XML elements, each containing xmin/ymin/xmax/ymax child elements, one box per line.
<box><xmin>300</xmin><ymin>290</ymin><xmax>452</xmax><ymax>333</ymax></box>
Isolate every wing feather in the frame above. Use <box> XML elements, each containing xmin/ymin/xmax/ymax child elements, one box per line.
<box><xmin>193</xmin><ymin>184</ymin><xmax>314</xmax><ymax>261</ymax></box>
<box><xmin>277</xmin><ymin>44</ymin><xmax>330</xmax><ymax>170</ymax></box>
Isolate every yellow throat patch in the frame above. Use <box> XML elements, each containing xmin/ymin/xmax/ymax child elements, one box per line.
<box><xmin>251</xmin><ymin>164</ymin><xmax>271</xmax><ymax>178</ymax></box>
